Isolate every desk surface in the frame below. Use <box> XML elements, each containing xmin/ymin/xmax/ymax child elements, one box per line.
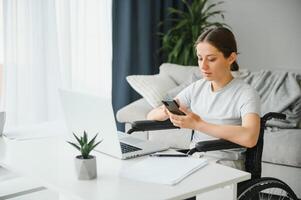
<box><xmin>0</xmin><ymin>136</ymin><xmax>250</xmax><ymax>200</ymax></box>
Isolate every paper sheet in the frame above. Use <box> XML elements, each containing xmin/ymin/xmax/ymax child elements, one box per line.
<box><xmin>120</xmin><ymin>157</ymin><xmax>208</xmax><ymax>185</ymax></box>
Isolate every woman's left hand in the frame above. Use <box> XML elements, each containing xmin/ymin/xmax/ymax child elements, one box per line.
<box><xmin>167</xmin><ymin>106</ymin><xmax>203</xmax><ymax>130</ymax></box>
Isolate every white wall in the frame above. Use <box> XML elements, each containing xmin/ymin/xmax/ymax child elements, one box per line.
<box><xmin>213</xmin><ymin>0</ymin><xmax>301</xmax><ymax>71</ymax></box>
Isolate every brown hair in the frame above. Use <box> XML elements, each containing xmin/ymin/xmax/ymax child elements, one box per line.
<box><xmin>195</xmin><ymin>27</ymin><xmax>239</xmax><ymax>71</ymax></box>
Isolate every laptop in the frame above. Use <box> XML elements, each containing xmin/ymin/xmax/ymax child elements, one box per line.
<box><xmin>59</xmin><ymin>89</ymin><xmax>169</xmax><ymax>159</ymax></box>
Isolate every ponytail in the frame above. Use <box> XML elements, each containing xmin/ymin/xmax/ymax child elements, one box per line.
<box><xmin>231</xmin><ymin>61</ymin><xmax>239</xmax><ymax>71</ymax></box>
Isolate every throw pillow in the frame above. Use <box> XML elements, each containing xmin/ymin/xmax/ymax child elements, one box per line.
<box><xmin>159</xmin><ymin>63</ymin><xmax>199</xmax><ymax>85</ymax></box>
<box><xmin>126</xmin><ymin>74</ymin><xmax>177</xmax><ymax>108</ymax></box>
<box><xmin>164</xmin><ymin>69</ymin><xmax>251</xmax><ymax>100</ymax></box>
<box><xmin>165</xmin><ymin>71</ymin><xmax>202</xmax><ymax>99</ymax></box>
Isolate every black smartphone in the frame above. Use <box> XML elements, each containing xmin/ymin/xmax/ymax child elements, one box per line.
<box><xmin>161</xmin><ymin>100</ymin><xmax>185</xmax><ymax>116</ymax></box>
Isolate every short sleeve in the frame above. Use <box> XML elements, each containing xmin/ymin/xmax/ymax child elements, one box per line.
<box><xmin>240</xmin><ymin>88</ymin><xmax>261</xmax><ymax>118</ymax></box>
<box><xmin>175</xmin><ymin>83</ymin><xmax>194</xmax><ymax>108</ymax></box>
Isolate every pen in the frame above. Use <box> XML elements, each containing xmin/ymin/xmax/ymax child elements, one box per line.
<box><xmin>149</xmin><ymin>154</ymin><xmax>189</xmax><ymax>157</ymax></box>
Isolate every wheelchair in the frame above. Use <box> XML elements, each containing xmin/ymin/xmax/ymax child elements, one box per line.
<box><xmin>127</xmin><ymin>112</ymin><xmax>298</xmax><ymax>200</ymax></box>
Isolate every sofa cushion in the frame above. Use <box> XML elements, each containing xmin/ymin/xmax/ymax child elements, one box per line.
<box><xmin>116</xmin><ymin>98</ymin><xmax>152</xmax><ymax>123</ymax></box>
<box><xmin>263</xmin><ymin>128</ymin><xmax>301</xmax><ymax>168</ymax></box>
<box><xmin>124</xmin><ymin>123</ymin><xmax>192</xmax><ymax>149</ymax></box>
<box><xmin>126</xmin><ymin>63</ymin><xmax>251</xmax><ymax>109</ymax></box>
<box><xmin>159</xmin><ymin>63</ymin><xmax>199</xmax><ymax>85</ymax></box>
<box><xmin>126</xmin><ymin>74</ymin><xmax>177</xmax><ymax>107</ymax></box>
<box><xmin>165</xmin><ymin>72</ymin><xmax>202</xmax><ymax>99</ymax></box>
<box><xmin>148</xmin><ymin>128</ymin><xmax>192</xmax><ymax>149</ymax></box>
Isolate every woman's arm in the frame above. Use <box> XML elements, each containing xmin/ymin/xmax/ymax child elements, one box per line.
<box><xmin>168</xmin><ymin>107</ymin><xmax>260</xmax><ymax>148</ymax></box>
<box><xmin>196</xmin><ymin>114</ymin><xmax>260</xmax><ymax>148</ymax></box>
<box><xmin>146</xmin><ymin>105</ymin><xmax>169</xmax><ymax>121</ymax></box>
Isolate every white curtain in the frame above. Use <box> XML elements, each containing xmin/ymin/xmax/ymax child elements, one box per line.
<box><xmin>0</xmin><ymin>0</ymin><xmax>3</xmax><ymax>101</ymax></box>
<box><xmin>56</xmin><ymin>0</ymin><xmax>112</xmax><ymax>96</ymax></box>
<box><xmin>3</xmin><ymin>0</ymin><xmax>112</xmax><ymax>129</ymax></box>
<box><xmin>0</xmin><ymin>0</ymin><xmax>3</xmax><ymax>63</ymax></box>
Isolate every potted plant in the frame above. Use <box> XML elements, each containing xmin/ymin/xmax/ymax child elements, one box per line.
<box><xmin>159</xmin><ymin>0</ymin><xmax>228</xmax><ymax>66</ymax></box>
<box><xmin>67</xmin><ymin>131</ymin><xmax>102</xmax><ymax>180</ymax></box>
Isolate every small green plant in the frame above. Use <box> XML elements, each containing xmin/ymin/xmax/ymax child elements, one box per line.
<box><xmin>67</xmin><ymin>131</ymin><xmax>102</xmax><ymax>159</ymax></box>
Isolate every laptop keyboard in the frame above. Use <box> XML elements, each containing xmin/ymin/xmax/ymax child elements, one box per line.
<box><xmin>120</xmin><ymin>142</ymin><xmax>142</xmax><ymax>154</ymax></box>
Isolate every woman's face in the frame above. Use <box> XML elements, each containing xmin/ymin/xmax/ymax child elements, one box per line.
<box><xmin>196</xmin><ymin>42</ymin><xmax>235</xmax><ymax>81</ymax></box>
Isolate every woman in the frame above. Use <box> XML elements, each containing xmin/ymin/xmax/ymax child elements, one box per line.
<box><xmin>147</xmin><ymin>27</ymin><xmax>261</xmax><ymax>170</ymax></box>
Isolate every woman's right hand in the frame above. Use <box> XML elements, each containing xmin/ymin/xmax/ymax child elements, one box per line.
<box><xmin>146</xmin><ymin>105</ymin><xmax>169</xmax><ymax>121</ymax></box>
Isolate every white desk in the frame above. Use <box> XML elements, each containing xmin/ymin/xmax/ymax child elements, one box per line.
<box><xmin>0</xmin><ymin>137</ymin><xmax>250</xmax><ymax>200</ymax></box>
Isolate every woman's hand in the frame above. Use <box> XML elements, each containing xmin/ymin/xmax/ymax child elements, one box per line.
<box><xmin>167</xmin><ymin>105</ymin><xmax>204</xmax><ymax>130</ymax></box>
<box><xmin>146</xmin><ymin>105</ymin><xmax>169</xmax><ymax>121</ymax></box>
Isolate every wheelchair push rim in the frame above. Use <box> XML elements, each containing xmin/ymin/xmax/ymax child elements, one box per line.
<box><xmin>238</xmin><ymin>177</ymin><xmax>298</xmax><ymax>200</ymax></box>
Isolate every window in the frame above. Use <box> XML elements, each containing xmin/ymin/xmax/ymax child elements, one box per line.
<box><xmin>0</xmin><ymin>0</ymin><xmax>3</xmax><ymax>98</ymax></box>
<box><xmin>0</xmin><ymin>0</ymin><xmax>3</xmax><ymax>63</ymax></box>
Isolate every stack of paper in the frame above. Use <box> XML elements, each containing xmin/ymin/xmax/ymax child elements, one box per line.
<box><xmin>120</xmin><ymin>157</ymin><xmax>208</xmax><ymax>185</ymax></box>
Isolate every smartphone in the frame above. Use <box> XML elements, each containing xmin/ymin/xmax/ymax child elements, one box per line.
<box><xmin>162</xmin><ymin>100</ymin><xmax>185</xmax><ymax>116</ymax></box>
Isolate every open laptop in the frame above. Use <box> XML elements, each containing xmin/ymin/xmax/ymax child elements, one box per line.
<box><xmin>59</xmin><ymin>89</ymin><xmax>169</xmax><ymax>159</ymax></box>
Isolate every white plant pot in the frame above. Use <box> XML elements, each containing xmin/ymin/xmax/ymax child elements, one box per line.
<box><xmin>74</xmin><ymin>155</ymin><xmax>97</xmax><ymax>180</ymax></box>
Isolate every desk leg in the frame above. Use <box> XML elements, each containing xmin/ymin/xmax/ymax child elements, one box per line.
<box><xmin>231</xmin><ymin>183</ymin><xmax>237</xmax><ymax>200</ymax></box>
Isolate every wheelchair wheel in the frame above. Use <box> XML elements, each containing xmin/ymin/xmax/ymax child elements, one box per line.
<box><xmin>238</xmin><ymin>177</ymin><xmax>298</xmax><ymax>200</ymax></box>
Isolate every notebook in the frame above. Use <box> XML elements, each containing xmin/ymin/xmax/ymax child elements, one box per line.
<box><xmin>120</xmin><ymin>157</ymin><xmax>208</xmax><ymax>185</ymax></box>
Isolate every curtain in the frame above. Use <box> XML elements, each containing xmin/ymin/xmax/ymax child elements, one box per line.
<box><xmin>56</xmin><ymin>0</ymin><xmax>112</xmax><ymax>97</ymax></box>
<box><xmin>112</xmin><ymin>0</ymin><xmax>186</xmax><ymax>131</ymax></box>
<box><xmin>3</xmin><ymin>0</ymin><xmax>112</xmax><ymax>130</ymax></box>
<box><xmin>0</xmin><ymin>0</ymin><xmax>3</xmax><ymax>100</ymax></box>
<box><xmin>3</xmin><ymin>0</ymin><xmax>62</xmax><ymax>128</ymax></box>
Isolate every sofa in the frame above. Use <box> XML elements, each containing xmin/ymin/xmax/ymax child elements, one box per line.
<box><xmin>116</xmin><ymin>63</ymin><xmax>301</xmax><ymax>197</ymax></box>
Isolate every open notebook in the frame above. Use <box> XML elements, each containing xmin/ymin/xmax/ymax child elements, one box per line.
<box><xmin>120</xmin><ymin>157</ymin><xmax>208</xmax><ymax>185</ymax></box>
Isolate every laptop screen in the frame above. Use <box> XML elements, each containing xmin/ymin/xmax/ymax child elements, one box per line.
<box><xmin>59</xmin><ymin>89</ymin><xmax>122</xmax><ymax>158</ymax></box>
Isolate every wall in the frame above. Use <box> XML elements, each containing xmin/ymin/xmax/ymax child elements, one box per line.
<box><xmin>212</xmin><ymin>0</ymin><xmax>301</xmax><ymax>71</ymax></box>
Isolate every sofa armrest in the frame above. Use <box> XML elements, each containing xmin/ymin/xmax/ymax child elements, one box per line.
<box><xmin>116</xmin><ymin>98</ymin><xmax>153</xmax><ymax>123</ymax></box>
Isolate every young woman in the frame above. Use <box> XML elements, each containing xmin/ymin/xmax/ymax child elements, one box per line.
<box><xmin>147</xmin><ymin>27</ymin><xmax>261</xmax><ymax>170</ymax></box>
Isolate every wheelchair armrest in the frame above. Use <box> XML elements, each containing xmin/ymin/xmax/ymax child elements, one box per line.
<box><xmin>188</xmin><ymin>139</ymin><xmax>242</xmax><ymax>155</ymax></box>
<box><xmin>187</xmin><ymin>113</ymin><xmax>286</xmax><ymax>155</ymax></box>
<box><xmin>196</xmin><ymin>139</ymin><xmax>242</xmax><ymax>151</ymax></box>
<box><xmin>262</xmin><ymin>112</ymin><xmax>286</xmax><ymax>123</ymax></box>
<box><xmin>127</xmin><ymin>119</ymin><xmax>179</xmax><ymax>134</ymax></box>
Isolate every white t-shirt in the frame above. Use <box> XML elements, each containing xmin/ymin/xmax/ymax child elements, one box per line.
<box><xmin>176</xmin><ymin>78</ymin><xmax>261</xmax><ymax>160</ymax></box>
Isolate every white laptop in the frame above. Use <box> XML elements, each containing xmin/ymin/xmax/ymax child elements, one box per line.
<box><xmin>59</xmin><ymin>89</ymin><xmax>169</xmax><ymax>159</ymax></box>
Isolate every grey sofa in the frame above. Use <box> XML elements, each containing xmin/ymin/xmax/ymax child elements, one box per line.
<box><xmin>117</xmin><ymin>63</ymin><xmax>301</xmax><ymax>197</ymax></box>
